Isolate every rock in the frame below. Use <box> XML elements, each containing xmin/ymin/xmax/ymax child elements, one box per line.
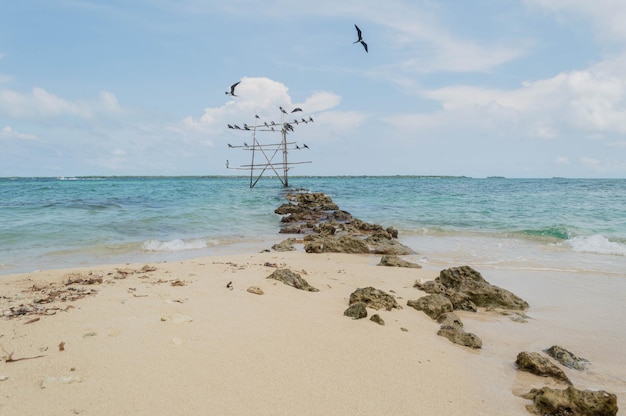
<box><xmin>544</xmin><ymin>345</ymin><xmax>590</xmax><ymax>371</ymax></box>
<box><xmin>366</xmin><ymin>237</ymin><xmax>416</xmax><ymax>255</ymax></box>
<box><xmin>377</xmin><ymin>255</ymin><xmax>421</xmax><ymax>268</ymax></box>
<box><xmin>437</xmin><ymin>311</ymin><xmax>463</xmax><ymax>329</ymax></box>
<box><xmin>370</xmin><ymin>314</ymin><xmax>385</xmax><ymax>325</ymax></box>
<box><xmin>407</xmin><ymin>294</ymin><xmax>453</xmax><ymax>320</ymax></box>
<box><xmin>0</xmin><ymin>375</ymin><xmax>8</xmax><ymax>381</ymax></box>
<box><xmin>437</xmin><ymin>266</ymin><xmax>529</xmax><ymax>310</ymax></box>
<box><xmin>523</xmin><ymin>385</ymin><xmax>618</xmax><ymax>416</ymax></box>
<box><xmin>344</xmin><ymin>302</ymin><xmax>367</xmax><ymax>319</ymax></box>
<box><xmin>65</xmin><ymin>272</ymin><xmax>103</xmax><ymax>285</ymax></box>
<box><xmin>274</xmin><ymin>203</ymin><xmax>303</xmax><ymax>215</ymax></box>
<box><xmin>515</xmin><ymin>351</ymin><xmax>572</xmax><ymax>385</ymax></box>
<box><xmin>437</xmin><ymin>325</ymin><xmax>482</xmax><ymax>349</ymax></box>
<box><xmin>349</xmin><ymin>287</ymin><xmax>401</xmax><ymax>311</ymax></box>
<box><xmin>279</xmin><ymin>224</ymin><xmax>302</xmax><ymax>234</ymax></box>
<box><xmin>304</xmin><ymin>236</ymin><xmax>369</xmax><ymax>254</ymax></box>
<box><xmin>272</xmin><ymin>238</ymin><xmax>297</xmax><ymax>252</ymax></box>
<box><xmin>247</xmin><ymin>286</ymin><xmax>264</xmax><ymax>295</ymax></box>
<box><xmin>414</xmin><ymin>279</ymin><xmax>446</xmax><ymax>294</ymax></box>
<box><xmin>266</xmin><ymin>269</ymin><xmax>319</xmax><ymax>292</ymax></box>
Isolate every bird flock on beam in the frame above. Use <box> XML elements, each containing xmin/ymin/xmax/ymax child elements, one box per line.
<box><xmin>224</xmin><ymin>24</ymin><xmax>368</xmax><ymax>167</ymax></box>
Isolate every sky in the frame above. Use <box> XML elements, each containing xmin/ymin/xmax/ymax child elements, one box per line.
<box><xmin>1</xmin><ymin>0</ymin><xmax>626</xmax><ymax>178</ymax></box>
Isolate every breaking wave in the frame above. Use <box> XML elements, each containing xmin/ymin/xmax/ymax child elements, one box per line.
<box><xmin>142</xmin><ymin>238</ymin><xmax>218</xmax><ymax>252</ymax></box>
<box><xmin>562</xmin><ymin>235</ymin><xmax>626</xmax><ymax>256</ymax></box>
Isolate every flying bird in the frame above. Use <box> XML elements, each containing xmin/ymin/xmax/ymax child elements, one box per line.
<box><xmin>353</xmin><ymin>25</ymin><xmax>368</xmax><ymax>53</ymax></box>
<box><xmin>291</xmin><ymin>107</ymin><xmax>303</xmax><ymax>113</ymax></box>
<box><xmin>225</xmin><ymin>81</ymin><xmax>240</xmax><ymax>96</ymax></box>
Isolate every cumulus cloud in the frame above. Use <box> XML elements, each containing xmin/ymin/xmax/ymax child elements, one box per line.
<box><xmin>0</xmin><ymin>87</ymin><xmax>124</xmax><ymax>121</ymax></box>
<box><xmin>180</xmin><ymin>77</ymin><xmax>345</xmax><ymax>133</ymax></box>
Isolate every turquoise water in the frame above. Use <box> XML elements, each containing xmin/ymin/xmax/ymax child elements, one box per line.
<box><xmin>1</xmin><ymin>176</ymin><xmax>625</xmax><ymax>274</ymax></box>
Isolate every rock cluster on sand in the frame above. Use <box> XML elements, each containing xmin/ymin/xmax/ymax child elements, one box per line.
<box><xmin>274</xmin><ymin>191</ymin><xmax>416</xmax><ymax>256</ymax></box>
<box><xmin>343</xmin><ymin>287</ymin><xmax>400</xmax><ymax>320</ymax></box>
<box><xmin>408</xmin><ymin>265</ymin><xmax>528</xmax><ymax>349</ymax></box>
<box><xmin>515</xmin><ymin>347</ymin><xmax>618</xmax><ymax>415</ymax></box>
<box><xmin>523</xmin><ymin>385</ymin><xmax>618</xmax><ymax>416</ymax></box>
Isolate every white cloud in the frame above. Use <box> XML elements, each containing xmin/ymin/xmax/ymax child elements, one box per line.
<box><xmin>556</xmin><ymin>156</ymin><xmax>569</xmax><ymax>165</ymax></box>
<box><xmin>0</xmin><ymin>87</ymin><xmax>124</xmax><ymax>121</ymax></box>
<box><xmin>0</xmin><ymin>126</ymin><xmax>37</xmax><ymax>140</ymax></box>
<box><xmin>180</xmin><ymin>77</ymin><xmax>345</xmax><ymax>134</ymax></box>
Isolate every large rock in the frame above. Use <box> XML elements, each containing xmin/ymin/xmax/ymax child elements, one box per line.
<box><xmin>516</xmin><ymin>351</ymin><xmax>572</xmax><ymax>385</ymax></box>
<box><xmin>406</xmin><ymin>294</ymin><xmax>453</xmax><ymax>320</ymax></box>
<box><xmin>367</xmin><ymin>237</ymin><xmax>416</xmax><ymax>255</ymax></box>
<box><xmin>349</xmin><ymin>287</ymin><xmax>401</xmax><ymax>311</ymax></box>
<box><xmin>419</xmin><ymin>266</ymin><xmax>529</xmax><ymax>310</ymax></box>
<box><xmin>266</xmin><ymin>269</ymin><xmax>319</xmax><ymax>292</ymax></box>
<box><xmin>271</xmin><ymin>238</ymin><xmax>297</xmax><ymax>252</ymax></box>
<box><xmin>437</xmin><ymin>325</ymin><xmax>482</xmax><ymax>349</ymax></box>
<box><xmin>544</xmin><ymin>345</ymin><xmax>590</xmax><ymax>371</ymax></box>
<box><xmin>522</xmin><ymin>385</ymin><xmax>618</xmax><ymax>416</ymax></box>
<box><xmin>377</xmin><ymin>255</ymin><xmax>421</xmax><ymax>268</ymax></box>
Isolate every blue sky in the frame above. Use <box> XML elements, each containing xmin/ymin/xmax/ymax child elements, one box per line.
<box><xmin>1</xmin><ymin>0</ymin><xmax>626</xmax><ymax>178</ymax></box>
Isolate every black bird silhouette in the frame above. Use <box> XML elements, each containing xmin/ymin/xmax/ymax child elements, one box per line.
<box><xmin>301</xmin><ymin>118</ymin><xmax>307</xmax><ymax>123</ymax></box>
<box><xmin>226</xmin><ymin>281</ymin><xmax>233</xmax><ymax>290</ymax></box>
<box><xmin>295</xmin><ymin>145</ymin><xmax>300</xmax><ymax>150</ymax></box>
<box><xmin>271</xmin><ymin>121</ymin><xmax>276</xmax><ymax>126</ymax></box>
<box><xmin>279</xmin><ymin>106</ymin><xmax>288</xmax><ymax>115</ymax></box>
<box><xmin>228</xmin><ymin>124</ymin><xmax>234</xmax><ymax>129</ymax></box>
<box><xmin>225</xmin><ymin>81</ymin><xmax>240</xmax><ymax>96</ymax></box>
<box><xmin>244</xmin><ymin>142</ymin><xmax>249</xmax><ymax>147</ymax></box>
<box><xmin>353</xmin><ymin>25</ymin><xmax>368</xmax><ymax>53</ymax></box>
<box><xmin>226</xmin><ymin>160</ymin><xmax>229</xmax><ymax>168</ymax></box>
<box><xmin>255</xmin><ymin>114</ymin><xmax>260</xmax><ymax>119</ymax></box>
<box><xmin>264</xmin><ymin>122</ymin><xmax>269</xmax><ymax>127</ymax></box>
<box><xmin>234</xmin><ymin>124</ymin><xmax>241</xmax><ymax>129</ymax></box>
<box><xmin>291</xmin><ymin>107</ymin><xmax>303</xmax><ymax>113</ymax></box>
<box><xmin>303</xmin><ymin>144</ymin><xmax>309</xmax><ymax>149</ymax></box>
<box><xmin>228</xmin><ymin>143</ymin><xmax>233</xmax><ymax>148</ymax></box>
<box><xmin>309</xmin><ymin>116</ymin><xmax>314</xmax><ymax>122</ymax></box>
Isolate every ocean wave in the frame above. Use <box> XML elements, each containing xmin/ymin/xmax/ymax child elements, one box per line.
<box><xmin>142</xmin><ymin>238</ymin><xmax>218</xmax><ymax>252</ymax></box>
<box><xmin>562</xmin><ymin>235</ymin><xmax>626</xmax><ymax>256</ymax></box>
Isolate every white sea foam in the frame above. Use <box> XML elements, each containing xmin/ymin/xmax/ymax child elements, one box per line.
<box><xmin>142</xmin><ymin>238</ymin><xmax>216</xmax><ymax>252</ymax></box>
<box><xmin>563</xmin><ymin>234</ymin><xmax>626</xmax><ymax>256</ymax></box>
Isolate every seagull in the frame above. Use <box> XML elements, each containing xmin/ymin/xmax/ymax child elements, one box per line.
<box><xmin>303</xmin><ymin>144</ymin><xmax>309</xmax><ymax>149</ymax></box>
<box><xmin>226</xmin><ymin>281</ymin><xmax>233</xmax><ymax>290</ymax></box>
<box><xmin>291</xmin><ymin>107</ymin><xmax>303</xmax><ymax>113</ymax></box>
<box><xmin>353</xmin><ymin>24</ymin><xmax>368</xmax><ymax>53</ymax></box>
<box><xmin>225</xmin><ymin>81</ymin><xmax>240</xmax><ymax>96</ymax></box>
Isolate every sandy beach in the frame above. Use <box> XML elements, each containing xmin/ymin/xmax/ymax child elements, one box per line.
<box><xmin>2</xmin><ymin>249</ymin><xmax>622</xmax><ymax>415</ymax></box>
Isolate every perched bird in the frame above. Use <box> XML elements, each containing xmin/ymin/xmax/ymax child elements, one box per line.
<box><xmin>353</xmin><ymin>24</ymin><xmax>368</xmax><ymax>53</ymax></box>
<box><xmin>234</xmin><ymin>124</ymin><xmax>241</xmax><ymax>129</ymax></box>
<box><xmin>225</xmin><ymin>81</ymin><xmax>240</xmax><ymax>96</ymax></box>
<box><xmin>293</xmin><ymin>119</ymin><xmax>299</xmax><ymax>124</ymax></box>
<box><xmin>244</xmin><ymin>142</ymin><xmax>249</xmax><ymax>147</ymax></box>
<box><xmin>255</xmin><ymin>114</ymin><xmax>260</xmax><ymax>119</ymax></box>
<box><xmin>226</xmin><ymin>281</ymin><xmax>233</xmax><ymax>290</ymax></box>
<box><xmin>264</xmin><ymin>122</ymin><xmax>269</xmax><ymax>127</ymax></box>
<box><xmin>226</xmin><ymin>160</ymin><xmax>229</xmax><ymax>168</ymax></box>
<box><xmin>301</xmin><ymin>118</ymin><xmax>307</xmax><ymax>123</ymax></box>
<box><xmin>279</xmin><ymin>106</ymin><xmax>288</xmax><ymax>115</ymax></box>
<box><xmin>309</xmin><ymin>116</ymin><xmax>314</xmax><ymax>122</ymax></box>
<box><xmin>271</xmin><ymin>121</ymin><xmax>276</xmax><ymax>126</ymax></box>
<box><xmin>295</xmin><ymin>144</ymin><xmax>301</xmax><ymax>150</ymax></box>
<box><xmin>303</xmin><ymin>144</ymin><xmax>309</xmax><ymax>149</ymax></box>
<box><xmin>271</xmin><ymin>127</ymin><xmax>275</xmax><ymax>132</ymax></box>
<box><xmin>228</xmin><ymin>143</ymin><xmax>234</xmax><ymax>148</ymax></box>
<box><xmin>291</xmin><ymin>107</ymin><xmax>303</xmax><ymax>113</ymax></box>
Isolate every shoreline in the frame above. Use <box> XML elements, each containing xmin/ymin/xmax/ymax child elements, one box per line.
<box><xmin>2</xmin><ymin>250</ymin><xmax>623</xmax><ymax>415</ymax></box>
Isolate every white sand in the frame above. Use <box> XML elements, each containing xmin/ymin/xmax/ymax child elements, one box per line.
<box><xmin>0</xmin><ymin>251</ymin><xmax>618</xmax><ymax>415</ymax></box>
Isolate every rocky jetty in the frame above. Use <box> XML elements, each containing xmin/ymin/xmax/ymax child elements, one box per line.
<box><xmin>274</xmin><ymin>191</ymin><xmax>416</xmax><ymax>256</ymax></box>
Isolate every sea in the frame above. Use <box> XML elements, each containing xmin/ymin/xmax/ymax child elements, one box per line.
<box><xmin>1</xmin><ymin>175</ymin><xmax>625</xmax><ymax>408</ymax></box>
<box><xmin>1</xmin><ymin>176</ymin><xmax>624</xmax><ymax>276</ymax></box>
